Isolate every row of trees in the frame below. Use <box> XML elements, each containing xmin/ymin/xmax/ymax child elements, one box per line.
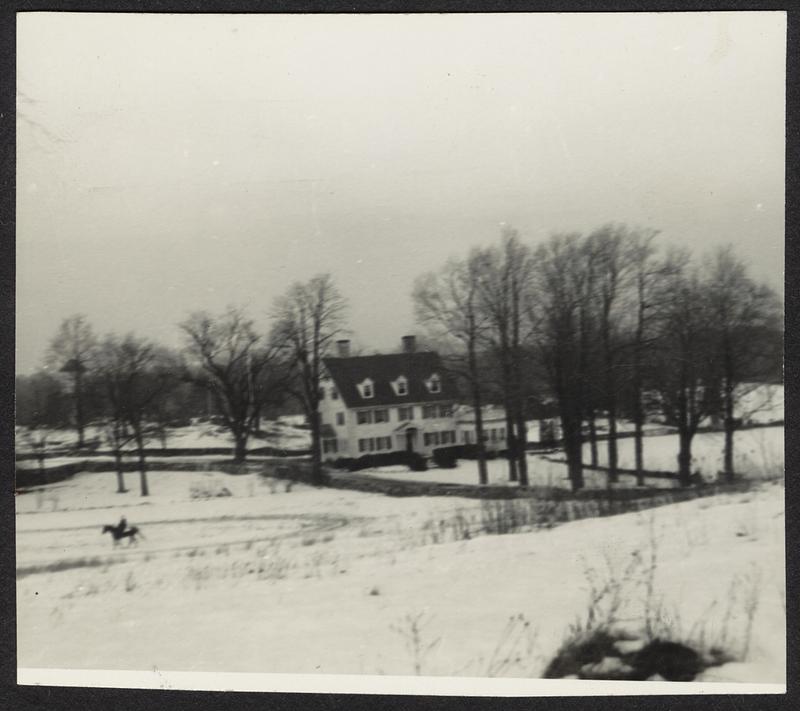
<box><xmin>18</xmin><ymin>225</ymin><xmax>781</xmax><ymax>493</ymax></box>
<box><xmin>414</xmin><ymin>225</ymin><xmax>781</xmax><ymax>490</ymax></box>
<box><xmin>18</xmin><ymin>275</ymin><xmax>349</xmax><ymax>493</ymax></box>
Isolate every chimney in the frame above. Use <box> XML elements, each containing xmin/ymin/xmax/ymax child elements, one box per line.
<box><xmin>401</xmin><ymin>335</ymin><xmax>416</xmax><ymax>354</ymax></box>
<box><xmin>336</xmin><ymin>339</ymin><xmax>351</xmax><ymax>357</ymax></box>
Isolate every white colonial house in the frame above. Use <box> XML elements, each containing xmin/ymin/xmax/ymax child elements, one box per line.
<box><xmin>318</xmin><ymin>336</ymin><xmax>460</xmax><ymax>460</ymax></box>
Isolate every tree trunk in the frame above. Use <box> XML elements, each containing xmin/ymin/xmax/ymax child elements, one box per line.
<box><xmin>74</xmin><ymin>370</ymin><xmax>85</xmax><ymax>448</ymax></box>
<box><xmin>632</xmin><ymin>374</ymin><xmax>645</xmax><ymax>486</ymax></box>
<box><xmin>504</xmin><ymin>409</ymin><xmax>518</xmax><ymax>482</ymax></box>
<box><xmin>114</xmin><ymin>449</ymin><xmax>127</xmax><ymax>493</ymax></box>
<box><xmin>566</xmin><ymin>428</ymin><xmax>584</xmax><ymax>492</ymax></box>
<box><xmin>677</xmin><ymin>428</ymin><xmax>692</xmax><ymax>487</ymax></box>
<box><xmin>633</xmin><ymin>282</ymin><xmax>646</xmax><ymax>486</ymax></box>
<box><xmin>604</xmin><ymin>333</ymin><xmax>619</xmax><ymax>483</ymax></box>
<box><xmin>471</xmin><ymin>382</ymin><xmax>489</xmax><ymax>486</ymax></box>
<box><xmin>607</xmin><ymin>409</ymin><xmax>618</xmax><ymax>484</ymax></box>
<box><xmin>634</xmin><ymin>416</ymin><xmax>644</xmax><ymax>487</ymax></box>
<box><xmin>587</xmin><ymin>413</ymin><xmax>598</xmax><ymax>467</ymax></box>
<box><xmin>560</xmin><ymin>409</ymin><xmax>584</xmax><ymax>492</ymax></box>
<box><xmin>233</xmin><ymin>431</ymin><xmax>248</xmax><ymax>464</ymax></box>
<box><xmin>515</xmin><ymin>408</ymin><xmax>529</xmax><ymax>486</ymax></box>
<box><xmin>309</xmin><ymin>408</ymin><xmax>323</xmax><ymax>486</ymax></box>
<box><xmin>723</xmin><ymin>373</ymin><xmax>735</xmax><ymax>482</ymax></box>
<box><xmin>135</xmin><ymin>431</ymin><xmax>149</xmax><ymax>497</ymax></box>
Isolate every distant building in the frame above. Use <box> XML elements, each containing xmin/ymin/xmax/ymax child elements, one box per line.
<box><xmin>453</xmin><ymin>404</ymin><xmax>507</xmax><ymax>452</ymax></box>
<box><xmin>318</xmin><ymin>336</ymin><xmax>459</xmax><ymax>460</ymax></box>
<box><xmin>454</xmin><ymin>404</ymin><xmax>561</xmax><ymax>449</ymax></box>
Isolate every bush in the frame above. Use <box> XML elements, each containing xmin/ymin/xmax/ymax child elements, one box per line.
<box><xmin>335</xmin><ymin>450</ymin><xmax>423</xmax><ymax>472</ymax></box>
<box><xmin>433</xmin><ymin>444</ymin><xmax>500</xmax><ymax>461</ymax></box>
<box><xmin>432</xmin><ymin>447</ymin><xmax>458</xmax><ymax>469</ymax></box>
<box><xmin>408</xmin><ymin>452</ymin><xmax>428</xmax><ymax>471</ymax></box>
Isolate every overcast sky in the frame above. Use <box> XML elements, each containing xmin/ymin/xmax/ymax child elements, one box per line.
<box><xmin>16</xmin><ymin>12</ymin><xmax>785</xmax><ymax>373</ymax></box>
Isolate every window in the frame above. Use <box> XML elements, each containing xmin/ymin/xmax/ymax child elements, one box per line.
<box><xmin>357</xmin><ymin>410</ymin><xmax>373</xmax><ymax>425</ymax></box>
<box><xmin>438</xmin><ymin>404</ymin><xmax>452</xmax><ymax>418</ymax></box>
<box><xmin>398</xmin><ymin>406</ymin><xmax>414</xmax><ymax>421</ymax></box>
<box><xmin>359</xmin><ymin>436</ymin><xmax>391</xmax><ymax>453</ymax></box>
<box><xmin>336</xmin><ymin>412</ymin><xmax>345</xmax><ymax>426</ymax></box>
<box><xmin>331</xmin><ymin>389</ymin><xmax>339</xmax><ymax>400</ymax></box>
<box><xmin>426</xmin><ymin>374</ymin><xmax>441</xmax><ymax>394</ymax></box>
<box><xmin>392</xmin><ymin>376</ymin><xmax>408</xmax><ymax>396</ymax></box>
<box><xmin>323</xmin><ymin>439</ymin><xmax>338</xmax><ymax>454</ymax></box>
<box><xmin>358</xmin><ymin>378</ymin><xmax>374</xmax><ymax>399</ymax></box>
<box><xmin>422</xmin><ymin>405</ymin><xmax>438</xmax><ymax>419</ymax></box>
<box><xmin>425</xmin><ymin>431</ymin><xmax>449</xmax><ymax>447</ymax></box>
<box><xmin>462</xmin><ymin>430</ymin><xmax>471</xmax><ymax>444</ymax></box>
<box><xmin>499</xmin><ymin>428</ymin><xmax>505</xmax><ymax>441</ymax></box>
<box><xmin>374</xmin><ymin>436</ymin><xmax>392</xmax><ymax>451</ymax></box>
<box><xmin>374</xmin><ymin>409</ymin><xmax>389</xmax><ymax>423</ymax></box>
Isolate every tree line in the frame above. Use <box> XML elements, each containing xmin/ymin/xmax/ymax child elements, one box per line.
<box><xmin>414</xmin><ymin>224</ymin><xmax>782</xmax><ymax>490</ymax></box>
<box><xmin>17</xmin><ymin>274</ymin><xmax>348</xmax><ymax>492</ymax></box>
<box><xmin>17</xmin><ymin>225</ymin><xmax>781</xmax><ymax>493</ymax></box>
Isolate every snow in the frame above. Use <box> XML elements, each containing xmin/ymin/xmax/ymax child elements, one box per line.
<box><xmin>15</xmin><ymin>420</ymin><xmax>312</xmax><ymax>455</ymax></box>
<box><xmin>352</xmin><ymin>456</ymin><xmax>641</xmax><ymax>490</ymax></box>
<box><xmin>345</xmin><ymin>426</ymin><xmax>782</xmax><ymax>489</ymax></box>
<box><xmin>734</xmin><ymin>383</ymin><xmax>783</xmax><ymax>425</ymax></box>
<box><xmin>578</xmin><ymin>426</ymin><xmax>783</xmax><ymax>479</ymax></box>
<box><xmin>17</xmin><ymin>463</ymin><xmax>785</xmax><ymax>685</ymax></box>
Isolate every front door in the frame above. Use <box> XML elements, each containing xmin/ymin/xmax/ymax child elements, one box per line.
<box><xmin>405</xmin><ymin>428</ymin><xmax>416</xmax><ymax>453</ymax></box>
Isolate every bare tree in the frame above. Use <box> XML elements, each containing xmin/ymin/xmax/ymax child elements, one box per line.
<box><xmin>587</xmin><ymin>224</ymin><xmax>638</xmax><ymax>483</ymax></box>
<box><xmin>17</xmin><ymin>371</ymin><xmax>68</xmax><ymax>475</ymax></box>
<box><xmin>705</xmin><ymin>246</ymin><xmax>782</xmax><ymax>481</ymax></box>
<box><xmin>181</xmin><ymin>308</ymin><xmax>288</xmax><ymax>463</ymax></box>
<box><xmin>413</xmin><ymin>251</ymin><xmax>491</xmax><ymax>485</ymax></box>
<box><xmin>271</xmin><ymin>274</ymin><xmax>348</xmax><ymax>485</ymax></box>
<box><xmin>475</xmin><ymin>229</ymin><xmax>534</xmax><ymax>486</ymax></box>
<box><xmin>95</xmin><ymin>334</ymin><xmax>176</xmax><ymax>496</ymax></box>
<box><xmin>46</xmin><ymin>315</ymin><xmax>96</xmax><ymax>448</ymax></box>
<box><xmin>532</xmin><ymin>233</ymin><xmax>588</xmax><ymax>491</ymax></box>
<box><xmin>624</xmin><ymin>228</ymin><xmax>667</xmax><ymax>485</ymax></box>
<box><xmin>651</xmin><ymin>252</ymin><xmax>717</xmax><ymax>486</ymax></box>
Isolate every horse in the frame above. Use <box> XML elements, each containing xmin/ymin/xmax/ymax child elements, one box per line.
<box><xmin>102</xmin><ymin>523</ymin><xmax>143</xmax><ymax>546</ymax></box>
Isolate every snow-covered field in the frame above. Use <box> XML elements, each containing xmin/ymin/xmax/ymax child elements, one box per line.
<box><xmin>354</xmin><ymin>455</ymin><xmax>674</xmax><ymax>490</ymax></box>
<box><xmin>17</xmin><ymin>465</ymin><xmax>785</xmax><ymax>685</ymax></box>
<box><xmin>348</xmin><ymin>426</ymin><xmax>783</xmax><ymax>489</ymax></box>
<box><xmin>580</xmin><ymin>426</ymin><xmax>783</xmax><ymax>479</ymax></box>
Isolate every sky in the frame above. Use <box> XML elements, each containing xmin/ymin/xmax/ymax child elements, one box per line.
<box><xmin>16</xmin><ymin>12</ymin><xmax>786</xmax><ymax>373</ymax></box>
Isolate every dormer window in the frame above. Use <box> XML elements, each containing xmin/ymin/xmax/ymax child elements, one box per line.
<box><xmin>357</xmin><ymin>378</ymin><xmax>375</xmax><ymax>399</ymax></box>
<box><xmin>426</xmin><ymin>374</ymin><xmax>441</xmax><ymax>394</ymax></box>
<box><xmin>392</xmin><ymin>376</ymin><xmax>408</xmax><ymax>397</ymax></box>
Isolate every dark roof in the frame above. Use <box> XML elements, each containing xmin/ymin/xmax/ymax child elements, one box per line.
<box><xmin>323</xmin><ymin>352</ymin><xmax>458</xmax><ymax>408</ymax></box>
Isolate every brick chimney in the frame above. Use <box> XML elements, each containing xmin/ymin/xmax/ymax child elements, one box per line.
<box><xmin>401</xmin><ymin>335</ymin><xmax>416</xmax><ymax>354</ymax></box>
<box><xmin>336</xmin><ymin>339</ymin><xmax>351</xmax><ymax>357</ymax></box>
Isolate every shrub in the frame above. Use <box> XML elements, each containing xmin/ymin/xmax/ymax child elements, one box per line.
<box><xmin>408</xmin><ymin>452</ymin><xmax>428</xmax><ymax>471</ymax></box>
<box><xmin>341</xmin><ymin>450</ymin><xmax>427</xmax><ymax>472</ymax></box>
<box><xmin>432</xmin><ymin>447</ymin><xmax>459</xmax><ymax>469</ymax></box>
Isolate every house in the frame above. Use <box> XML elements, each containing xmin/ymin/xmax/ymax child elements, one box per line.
<box><xmin>453</xmin><ymin>404</ymin><xmax>507</xmax><ymax>452</ymax></box>
<box><xmin>318</xmin><ymin>336</ymin><xmax>460</xmax><ymax>460</ymax></box>
<box><xmin>454</xmin><ymin>404</ymin><xmax>561</xmax><ymax>450</ymax></box>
